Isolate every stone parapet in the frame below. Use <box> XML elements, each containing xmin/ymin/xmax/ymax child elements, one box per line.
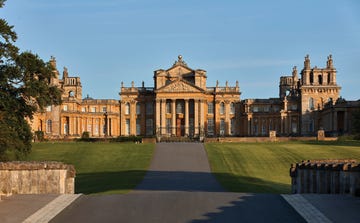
<box><xmin>0</xmin><ymin>161</ymin><xmax>75</xmax><ymax>198</ymax></box>
<box><xmin>290</xmin><ymin>159</ymin><xmax>360</xmax><ymax>196</ymax></box>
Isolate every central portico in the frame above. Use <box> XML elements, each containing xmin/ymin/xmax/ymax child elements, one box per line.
<box><xmin>119</xmin><ymin>56</ymin><xmax>240</xmax><ymax>138</ymax></box>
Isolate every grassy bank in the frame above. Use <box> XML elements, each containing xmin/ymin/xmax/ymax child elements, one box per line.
<box><xmin>28</xmin><ymin>142</ymin><xmax>155</xmax><ymax>195</ymax></box>
<box><xmin>206</xmin><ymin>141</ymin><xmax>360</xmax><ymax>194</ymax></box>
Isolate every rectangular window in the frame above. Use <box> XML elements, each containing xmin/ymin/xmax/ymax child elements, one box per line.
<box><xmin>63</xmin><ymin>105</ymin><xmax>68</xmax><ymax>111</ymax></box>
<box><xmin>207</xmin><ymin>102</ymin><xmax>214</xmax><ymax>114</ymax></box>
<box><xmin>230</xmin><ymin>118</ymin><xmax>235</xmax><ymax>135</ymax></box>
<box><xmin>166</xmin><ymin>118</ymin><xmax>171</xmax><ymax>135</ymax></box>
<box><xmin>207</xmin><ymin>118</ymin><xmax>214</xmax><ymax>136</ymax></box>
<box><xmin>146</xmin><ymin>119</ymin><xmax>153</xmax><ymax>136</ymax></box>
<box><xmin>136</xmin><ymin>103</ymin><xmax>141</xmax><ymax>115</ymax></box>
<box><xmin>219</xmin><ymin>119</ymin><xmax>225</xmax><ymax>136</ymax></box>
<box><xmin>252</xmin><ymin>106</ymin><xmax>258</xmax><ymax>112</ymax></box>
<box><xmin>91</xmin><ymin>107</ymin><xmax>96</xmax><ymax>113</ymax></box>
<box><xmin>125</xmin><ymin>119</ymin><xmax>130</xmax><ymax>135</ymax></box>
<box><xmin>81</xmin><ymin>107</ymin><xmax>86</xmax><ymax>112</ymax></box>
<box><xmin>146</xmin><ymin>102</ymin><xmax>153</xmax><ymax>115</ymax></box>
<box><xmin>46</xmin><ymin>120</ymin><xmax>52</xmax><ymax>133</ymax></box>
<box><xmin>46</xmin><ymin>106</ymin><xmax>52</xmax><ymax>112</ymax></box>
<box><xmin>166</xmin><ymin>101</ymin><xmax>171</xmax><ymax>114</ymax></box>
<box><xmin>102</xmin><ymin>107</ymin><xmax>107</xmax><ymax>113</ymax></box>
<box><xmin>136</xmin><ymin>118</ymin><xmax>141</xmax><ymax>135</ymax></box>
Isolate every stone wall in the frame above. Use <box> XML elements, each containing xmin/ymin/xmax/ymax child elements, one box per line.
<box><xmin>290</xmin><ymin>159</ymin><xmax>360</xmax><ymax>196</ymax></box>
<box><xmin>0</xmin><ymin>161</ymin><xmax>75</xmax><ymax>197</ymax></box>
<box><xmin>204</xmin><ymin>136</ymin><xmax>337</xmax><ymax>143</ymax></box>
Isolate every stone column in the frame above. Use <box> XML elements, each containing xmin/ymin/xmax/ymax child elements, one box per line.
<box><xmin>172</xmin><ymin>99</ymin><xmax>176</xmax><ymax>135</ymax></box>
<box><xmin>120</xmin><ymin>102</ymin><xmax>126</xmax><ymax>135</ymax></box>
<box><xmin>199</xmin><ymin>99</ymin><xmax>204</xmax><ymax>136</ymax></box>
<box><xmin>185</xmin><ymin>99</ymin><xmax>189</xmax><ymax>135</ymax></box>
<box><xmin>161</xmin><ymin>99</ymin><xmax>166</xmax><ymax>135</ymax></box>
<box><xmin>225</xmin><ymin>101</ymin><xmax>230</xmax><ymax>135</ymax></box>
<box><xmin>194</xmin><ymin>99</ymin><xmax>199</xmax><ymax>135</ymax></box>
<box><xmin>156</xmin><ymin>99</ymin><xmax>160</xmax><ymax>135</ymax></box>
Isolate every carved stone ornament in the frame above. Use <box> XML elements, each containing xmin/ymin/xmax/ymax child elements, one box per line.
<box><xmin>162</xmin><ymin>81</ymin><xmax>198</xmax><ymax>92</ymax></box>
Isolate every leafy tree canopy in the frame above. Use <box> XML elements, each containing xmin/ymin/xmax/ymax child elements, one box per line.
<box><xmin>0</xmin><ymin>0</ymin><xmax>62</xmax><ymax>160</ymax></box>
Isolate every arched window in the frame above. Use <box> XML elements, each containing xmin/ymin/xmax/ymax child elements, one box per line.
<box><xmin>220</xmin><ymin>102</ymin><xmax>225</xmax><ymax>115</ymax></box>
<box><xmin>309</xmin><ymin>98</ymin><xmax>314</xmax><ymax>110</ymax></box>
<box><xmin>69</xmin><ymin>91</ymin><xmax>75</xmax><ymax>97</ymax></box>
<box><xmin>125</xmin><ymin>103</ymin><xmax>130</xmax><ymax>115</ymax></box>
<box><xmin>310</xmin><ymin>73</ymin><xmax>314</xmax><ymax>84</ymax></box>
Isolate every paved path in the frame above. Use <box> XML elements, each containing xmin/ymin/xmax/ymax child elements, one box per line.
<box><xmin>51</xmin><ymin>143</ymin><xmax>305</xmax><ymax>223</ymax></box>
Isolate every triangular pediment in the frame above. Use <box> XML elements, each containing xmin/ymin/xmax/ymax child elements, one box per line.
<box><xmin>166</xmin><ymin>65</ymin><xmax>194</xmax><ymax>77</ymax></box>
<box><xmin>156</xmin><ymin>79</ymin><xmax>204</xmax><ymax>93</ymax></box>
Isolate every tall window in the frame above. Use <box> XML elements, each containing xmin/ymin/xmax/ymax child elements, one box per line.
<box><xmin>310</xmin><ymin>73</ymin><xmax>314</xmax><ymax>84</ymax></box>
<box><xmin>91</xmin><ymin>107</ymin><xmax>96</xmax><ymax>113</ymax></box>
<box><xmin>125</xmin><ymin>119</ymin><xmax>130</xmax><ymax>135</ymax></box>
<box><xmin>207</xmin><ymin>102</ymin><xmax>214</xmax><ymax>114</ymax></box>
<box><xmin>136</xmin><ymin>103</ymin><xmax>141</xmax><ymax>115</ymax></box>
<box><xmin>230</xmin><ymin>103</ymin><xmax>235</xmax><ymax>114</ymax></box>
<box><xmin>318</xmin><ymin>75</ymin><xmax>323</xmax><ymax>85</ymax></box>
<box><xmin>166</xmin><ymin>118</ymin><xmax>171</xmax><ymax>135</ymax></box>
<box><xmin>220</xmin><ymin>102</ymin><xmax>225</xmax><ymax>115</ymax></box>
<box><xmin>230</xmin><ymin>118</ymin><xmax>235</xmax><ymax>135</ymax></box>
<box><xmin>136</xmin><ymin>118</ymin><xmax>141</xmax><ymax>135</ymax></box>
<box><xmin>102</xmin><ymin>106</ymin><xmax>107</xmax><ymax>113</ymax></box>
<box><xmin>146</xmin><ymin>102</ymin><xmax>153</xmax><ymax>115</ymax></box>
<box><xmin>176</xmin><ymin>100</ymin><xmax>184</xmax><ymax>114</ymax></box>
<box><xmin>125</xmin><ymin>103</ymin><xmax>130</xmax><ymax>115</ymax></box>
<box><xmin>46</xmin><ymin>120</ymin><xmax>52</xmax><ymax>133</ymax></box>
<box><xmin>63</xmin><ymin>105</ymin><xmax>68</xmax><ymax>111</ymax></box>
<box><xmin>220</xmin><ymin>119</ymin><xmax>225</xmax><ymax>136</ymax></box>
<box><xmin>309</xmin><ymin>97</ymin><xmax>314</xmax><ymax>110</ymax></box>
<box><xmin>207</xmin><ymin>118</ymin><xmax>214</xmax><ymax>136</ymax></box>
<box><xmin>146</xmin><ymin>119</ymin><xmax>153</xmax><ymax>135</ymax></box>
<box><xmin>166</xmin><ymin>101</ymin><xmax>171</xmax><ymax>113</ymax></box>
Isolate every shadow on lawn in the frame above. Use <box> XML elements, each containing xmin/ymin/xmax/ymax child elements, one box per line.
<box><xmin>76</xmin><ymin>170</ymin><xmax>290</xmax><ymax>194</ymax></box>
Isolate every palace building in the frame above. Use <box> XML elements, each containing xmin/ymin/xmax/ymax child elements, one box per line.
<box><xmin>30</xmin><ymin>55</ymin><xmax>359</xmax><ymax>140</ymax></box>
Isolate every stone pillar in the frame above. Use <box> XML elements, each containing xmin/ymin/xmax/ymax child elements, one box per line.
<box><xmin>224</xmin><ymin>101</ymin><xmax>230</xmax><ymax>135</ymax></box>
<box><xmin>120</xmin><ymin>102</ymin><xmax>126</xmax><ymax>135</ymax></box>
<box><xmin>156</xmin><ymin>99</ymin><xmax>160</xmax><ymax>135</ymax></box>
<box><xmin>199</xmin><ymin>99</ymin><xmax>204</xmax><ymax>136</ymax></box>
<box><xmin>161</xmin><ymin>99</ymin><xmax>166</xmax><ymax>135</ymax></box>
<box><xmin>185</xmin><ymin>99</ymin><xmax>189</xmax><ymax>136</ymax></box>
<box><xmin>194</xmin><ymin>99</ymin><xmax>199</xmax><ymax>135</ymax></box>
<box><xmin>131</xmin><ymin>101</ymin><xmax>136</xmax><ymax>135</ymax></box>
<box><xmin>172</xmin><ymin>99</ymin><xmax>176</xmax><ymax>135</ymax></box>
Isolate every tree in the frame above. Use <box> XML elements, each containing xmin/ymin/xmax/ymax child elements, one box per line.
<box><xmin>0</xmin><ymin>0</ymin><xmax>62</xmax><ymax>160</ymax></box>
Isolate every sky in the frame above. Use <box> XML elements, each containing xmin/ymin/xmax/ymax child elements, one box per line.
<box><xmin>2</xmin><ymin>0</ymin><xmax>360</xmax><ymax>100</ymax></box>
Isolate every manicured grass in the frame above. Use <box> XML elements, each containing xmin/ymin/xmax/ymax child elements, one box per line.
<box><xmin>205</xmin><ymin>141</ymin><xmax>360</xmax><ymax>194</ymax></box>
<box><xmin>28</xmin><ymin>142</ymin><xmax>154</xmax><ymax>195</ymax></box>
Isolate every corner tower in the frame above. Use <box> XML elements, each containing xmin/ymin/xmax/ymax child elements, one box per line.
<box><xmin>300</xmin><ymin>54</ymin><xmax>341</xmax><ymax>135</ymax></box>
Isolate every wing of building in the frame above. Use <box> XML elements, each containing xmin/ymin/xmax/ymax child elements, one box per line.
<box><xmin>30</xmin><ymin>55</ymin><xmax>359</xmax><ymax>140</ymax></box>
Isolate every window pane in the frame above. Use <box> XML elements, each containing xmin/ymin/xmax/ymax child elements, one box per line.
<box><xmin>208</xmin><ymin>102</ymin><xmax>214</xmax><ymax>114</ymax></box>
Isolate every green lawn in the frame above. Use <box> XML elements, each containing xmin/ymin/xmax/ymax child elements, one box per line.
<box><xmin>205</xmin><ymin>141</ymin><xmax>360</xmax><ymax>194</ymax></box>
<box><xmin>28</xmin><ymin>142</ymin><xmax>154</xmax><ymax>195</ymax></box>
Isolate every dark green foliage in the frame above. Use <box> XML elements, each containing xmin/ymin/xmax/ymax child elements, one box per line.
<box><xmin>112</xmin><ymin>135</ymin><xmax>143</xmax><ymax>143</ymax></box>
<box><xmin>0</xmin><ymin>1</ymin><xmax>61</xmax><ymax>160</ymax></box>
<box><xmin>81</xmin><ymin>131</ymin><xmax>90</xmax><ymax>139</ymax></box>
<box><xmin>34</xmin><ymin>131</ymin><xmax>44</xmax><ymax>142</ymax></box>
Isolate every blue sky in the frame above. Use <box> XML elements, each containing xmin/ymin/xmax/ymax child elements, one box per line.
<box><xmin>2</xmin><ymin>0</ymin><xmax>360</xmax><ymax>100</ymax></box>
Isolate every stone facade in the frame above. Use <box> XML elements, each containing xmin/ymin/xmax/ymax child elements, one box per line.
<box><xmin>0</xmin><ymin>161</ymin><xmax>75</xmax><ymax>197</ymax></box>
<box><xmin>119</xmin><ymin>55</ymin><xmax>240</xmax><ymax>139</ymax></box>
<box><xmin>31</xmin><ymin>55</ymin><xmax>358</xmax><ymax>139</ymax></box>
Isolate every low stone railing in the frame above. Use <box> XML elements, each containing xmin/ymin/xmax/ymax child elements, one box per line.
<box><xmin>0</xmin><ymin>161</ymin><xmax>75</xmax><ymax>197</ymax></box>
<box><xmin>290</xmin><ymin>159</ymin><xmax>360</xmax><ymax>196</ymax></box>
